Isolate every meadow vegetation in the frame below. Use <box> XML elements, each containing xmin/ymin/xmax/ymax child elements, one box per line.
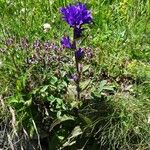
<box><xmin>0</xmin><ymin>0</ymin><xmax>150</xmax><ymax>149</ymax></box>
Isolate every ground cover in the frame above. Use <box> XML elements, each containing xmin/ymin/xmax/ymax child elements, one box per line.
<box><xmin>0</xmin><ymin>0</ymin><xmax>150</xmax><ymax>149</ymax></box>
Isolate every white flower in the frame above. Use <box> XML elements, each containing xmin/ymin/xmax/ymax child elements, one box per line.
<box><xmin>20</xmin><ymin>8</ymin><xmax>26</xmax><ymax>13</ymax></box>
<box><xmin>43</xmin><ymin>23</ymin><xmax>51</xmax><ymax>33</ymax></box>
<box><xmin>43</xmin><ymin>23</ymin><xmax>51</xmax><ymax>29</ymax></box>
<box><xmin>148</xmin><ymin>114</ymin><xmax>150</xmax><ymax>124</ymax></box>
<box><xmin>49</xmin><ymin>0</ymin><xmax>54</xmax><ymax>5</ymax></box>
<box><xmin>0</xmin><ymin>60</ymin><xmax>2</xmax><ymax>67</ymax></box>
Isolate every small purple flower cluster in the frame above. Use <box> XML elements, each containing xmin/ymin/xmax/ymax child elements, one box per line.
<box><xmin>20</xmin><ymin>38</ymin><xmax>29</xmax><ymax>49</ymax></box>
<box><xmin>5</xmin><ymin>38</ymin><xmax>14</xmax><ymax>47</ymax></box>
<box><xmin>29</xmin><ymin>40</ymin><xmax>62</xmax><ymax>65</ymax></box>
<box><xmin>75</xmin><ymin>48</ymin><xmax>84</xmax><ymax>61</ymax></box>
<box><xmin>1</xmin><ymin>38</ymin><xmax>69</xmax><ymax>69</ymax></box>
<box><xmin>33</xmin><ymin>40</ymin><xmax>41</xmax><ymax>50</ymax></box>
<box><xmin>84</xmin><ymin>47</ymin><xmax>94</xmax><ymax>59</ymax></box>
<box><xmin>2</xmin><ymin>38</ymin><xmax>60</xmax><ymax>52</ymax></box>
<box><xmin>43</xmin><ymin>41</ymin><xmax>52</xmax><ymax>51</ymax></box>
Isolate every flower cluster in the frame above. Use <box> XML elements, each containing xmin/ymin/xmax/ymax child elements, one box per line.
<box><xmin>75</xmin><ymin>48</ymin><xmax>84</xmax><ymax>61</ymax></box>
<box><xmin>5</xmin><ymin>38</ymin><xmax>14</xmax><ymax>47</ymax></box>
<box><xmin>60</xmin><ymin>2</ymin><xmax>92</xmax><ymax>60</ymax></box>
<box><xmin>60</xmin><ymin>2</ymin><xmax>92</xmax><ymax>27</ymax></box>
<box><xmin>20</xmin><ymin>38</ymin><xmax>29</xmax><ymax>49</ymax></box>
<box><xmin>61</xmin><ymin>36</ymin><xmax>72</xmax><ymax>49</ymax></box>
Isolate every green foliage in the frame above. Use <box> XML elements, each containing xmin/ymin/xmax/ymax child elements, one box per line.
<box><xmin>0</xmin><ymin>0</ymin><xmax>150</xmax><ymax>149</ymax></box>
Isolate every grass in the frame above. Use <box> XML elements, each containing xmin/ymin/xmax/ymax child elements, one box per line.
<box><xmin>0</xmin><ymin>0</ymin><xmax>150</xmax><ymax>149</ymax></box>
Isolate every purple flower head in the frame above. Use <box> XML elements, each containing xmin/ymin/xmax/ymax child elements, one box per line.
<box><xmin>43</xmin><ymin>41</ymin><xmax>51</xmax><ymax>51</ymax></box>
<box><xmin>85</xmin><ymin>47</ymin><xmax>93</xmax><ymax>58</ymax></box>
<box><xmin>71</xmin><ymin>74</ymin><xmax>78</xmax><ymax>82</ymax></box>
<box><xmin>5</xmin><ymin>38</ymin><xmax>14</xmax><ymax>47</ymax></box>
<box><xmin>33</xmin><ymin>40</ymin><xmax>41</xmax><ymax>51</ymax></box>
<box><xmin>61</xmin><ymin>36</ymin><xmax>72</xmax><ymax>49</ymax></box>
<box><xmin>21</xmin><ymin>38</ymin><xmax>29</xmax><ymax>49</ymax></box>
<box><xmin>75</xmin><ymin>48</ymin><xmax>84</xmax><ymax>61</ymax></box>
<box><xmin>50</xmin><ymin>43</ymin><xmax>60</xmax><ymax>52</ymax></box>
<box><xmin>60</xmin><ymin>3</ymin><xmax>92</xmax><ymax>27</ymax></box>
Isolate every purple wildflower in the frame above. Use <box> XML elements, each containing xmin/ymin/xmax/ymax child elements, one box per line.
<box><xmin>43</xmin><ymin>41</ymin><xmax>51</xmax><ymax>51</ymax></box>
<box><xmin>61</xmin><ymin>36</ymin><xmax>72</xmax><ymax>49</ymax></box>
<box><xmin>27</xmin><ymin>54</ymin><xmax>37</xmax><ymax>64</ymax></box>
<box><xmin>60</xmin><ymin>3</ymin><xmax>92</xmax><ymax>27</ymax></box>
<box><xmin>85</xmin><ymin>47</ymin><xmax>93</xmax><ymax>58</ymax></box>
<box><xmin>50</xmin><ymin>43</ymin><xmax>57</xmax><ymax>49</ymax></box>
<box><xmin>71</xmin><ymin>74</ymin><xmax>78</xmax><ymax>82</ymax></box>
<box><xmin>33</xmin><ymin>40</ymin><xmax>41</xmax><ymax>50</ymax></box>
<box><xmin>75</xmin><ymin>48</ymin><xmax>84</xmax><ymax>61</ymax></box>
<box><xmin>21</xmin><ymin>38</ymin><xmax>29</xmax><ymax>49</ymax></box>
<box><xmin>51</xmin><ymin>44</ymin><xmax>59</xmax><ymax>51</ymax></box>
<box><xmin>5</xmin><ymin>38</ymin><xmax>14</xmax><ymax>47</ymax></box>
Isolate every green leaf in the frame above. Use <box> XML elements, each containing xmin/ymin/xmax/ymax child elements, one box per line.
<box><xmin>50</xmin><ymin>76</ymin><xmax>58</xmax><ymax>85</ymax></box>
<box><xmin>82</xmin><ymin>65</ymin><xmax>90</xmax><ymax>73</ymax></box>
<box><xmin>70</xmin><ymin>100</ymin><xmax>79</xmax><ymax>109</ymax></box>
<box><xmin>67</xmin><ymin>84</ymin><xmax>76</xmax><ymax>100</ymax></box>
<box><xmin>79</xmin><ymin>114</ymin><xmax>92</xmax><ymax>125</ymax></box>
<box><xmin>69</xmin><ymin>126</ymin><xmax>82</xmax><ymax>139</ymax></box>
<box><xmin>103</xmin><ymin>86</ymin><xmax>114</xmax><ymax>91</ymax></box>
<box><xmin>29</xmin><ymin>124</ymin><xmax>35</xmax><ymax>138</ymax></box>
<box><xmin>56</xmin><ymin>98</ymin><xmax>63</xmax><ymax>105</ymax></box>
<box><xmin>57</xmin><ymin>111</ymin><xmax>62</xmax><ymax>118</ymax></box>
<box><xmin>98</xmin><ymin>80</ymin><xmax>107</xmax><ymax>92</ymax></box>
<box><xmin>62</xmin><ymin>80</ymin><xmax>68</xmax><ymax>87</ymax></box>
<box><xmin>62</xmin><ymin>141</ymin><xmax>76</xmax><ymax>148</ymax></box>
<box><xmin>61</xmin><ymin>126</ymin><xmax>82</xmax><ymax>148</ymax></box>
<box><xmin>80</xmin><ymin>79</ymin><xmax>91</xmax><ymax>91</ymax></box>
<box><xmin>59</xmin><ymin>115</ymin><xmax>75</xmax><ymax>122</ymax></box>
<box><xmin>16</xmin><ymin>73</ymin><xmax>28</xmax><ymax>91</ymax></box>
<box><xmin>50</xmin><ymin>116</ymin><xmax>74</xmax><ymax>132</ymax></box>
<box><xmin>24</xmin><ymin>98</ymin><xmax>32</xmax><ymax>106</ymax></box>
<box><xmin>40</xmin><ymin>85</ymin><xmax>49</xmax><ymax>93</ymax></box>
<box><xmin>91</xmin><ymin>91</ymin><xmax>101</xmax><ymax>98</ymax></box>
<box><xmin>32</xmin><ymin>88</ymin><xmax>39</xmax><ymax>94</ymax></box>
<box><xmin>47</xmin><ymin>95</ymin><xmax>55</xmax><ymax>103</ymax></box>
<box><xmin>9</xmin><ymin>95</ymin><xmax>24</xmax><ymax>104</ymax></box>
<box><xmin>9</xmin><ymin>98</ymin><xmax>20</xmax><ymax>104</ymax></box>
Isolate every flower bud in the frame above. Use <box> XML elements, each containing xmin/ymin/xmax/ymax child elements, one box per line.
<box><xmin>75</xmin><ymin>48</ymin><xmax>84</xmax><ymax>61</ymax></box>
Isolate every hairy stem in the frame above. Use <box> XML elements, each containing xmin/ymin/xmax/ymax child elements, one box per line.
<box><xmin>73</xmin><ymin>27</ymin><xmax>81</xmax><ymax>100</ymax></box>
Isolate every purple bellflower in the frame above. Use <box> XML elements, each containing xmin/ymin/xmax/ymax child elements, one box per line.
<box><xmin>75</xmin><ymin>48</ymin><xmax>84</xmax><ymax>61</ymax></box>
<box><xmin>60</xmin><ymin>2</ymin><xmax>93</xmax><ymax>100</ymax></box>
<box><xmin>60</xmin><ymin>3</ymin><xmax>92</xmax><ymax>27</ymax></box>
<box><xmin>61</xmin><ymin>36</ymin><xmax>72</xmax><ymax>49</ymax></box>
